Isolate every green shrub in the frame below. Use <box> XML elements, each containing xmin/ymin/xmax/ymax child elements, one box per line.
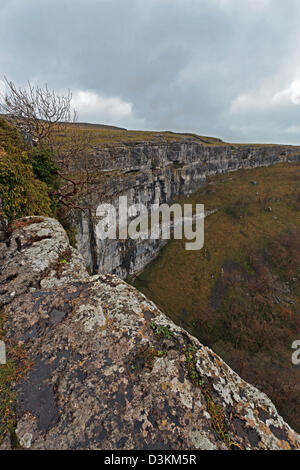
<box><xmin>0</xmin><ymin>116</ymin><xmax>25</xmax><ymax>153</ymax></box>
<box><xmin>29</xmin><ymin>146</ymin><xmax>60</xmax><ymax>189</ymax></box>
<box><xmin>0</xmin><ymin>150</ymin><xmax>52</xmax><ymax>222</ymax></box>
<box><xmin>0</xmin><ymin>117</ymin><xmax>59</xmax><ymax>222</ymax></box>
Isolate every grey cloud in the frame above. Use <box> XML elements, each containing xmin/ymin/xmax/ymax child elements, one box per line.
<box><xmin>1</xmin><ymin>0</ymin><xmax>300</xmax><ymax>143</ymax></box>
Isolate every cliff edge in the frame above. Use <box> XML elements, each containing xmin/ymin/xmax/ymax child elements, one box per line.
<box><xmin>0</xmin><ymin>216</ymin><xmax>299</xmax><ymax>450</ymax></box>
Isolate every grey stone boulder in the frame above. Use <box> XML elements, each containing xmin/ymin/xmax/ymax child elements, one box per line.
<box><xmin>1</xmin><ymin>217</ymin><xmax>300</xmax><ymax>450</ymax></box>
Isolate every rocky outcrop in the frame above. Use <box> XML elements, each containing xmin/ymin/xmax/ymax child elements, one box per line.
<box><xmin>73</xmin><ymin>140</ymin><xmax>300</xmax><ymax>278</ymax></box>
<box><xmin>0</xmin><ymin>216</ymin><xmax>299</xmax><ymax>450</ymax></box>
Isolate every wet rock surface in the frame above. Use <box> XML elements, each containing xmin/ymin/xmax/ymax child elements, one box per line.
<box><xmin>1</xmin><ymin>217</ymin><xmax>300</xmax><ymax>450</ymax></box>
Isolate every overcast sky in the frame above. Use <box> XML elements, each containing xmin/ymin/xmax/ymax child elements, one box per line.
<box><xmin>1</xmin><ymin>0</ymin><xmax>300</xmax><ymax>144</ymax></box>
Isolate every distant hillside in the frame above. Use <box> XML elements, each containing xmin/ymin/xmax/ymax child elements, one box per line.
<box><xmin>53</xmin><ymin>121</ymin><xmax>226</xmax><ymax>146</ymax></box>
<box><xmin>64</xmin><ymin>121</ymin><xmax>127</xmax><ymax>131</ymax></box>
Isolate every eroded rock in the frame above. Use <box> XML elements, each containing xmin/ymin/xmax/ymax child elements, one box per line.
<box><xmin>1</xmin><ymin>217</ymin><xmax>300</xmax><ymax>450</ymax></box>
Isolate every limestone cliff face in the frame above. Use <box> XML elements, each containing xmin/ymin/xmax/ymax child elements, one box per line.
<box><xmin>72</xmin><ymin>140</ymin><xmax>300</xmax><ymax>278</ymax></box>
<box><xmin>0</xmin><ymin>217</ymin><xmax>299</xmax><ymax>450</ymax></box>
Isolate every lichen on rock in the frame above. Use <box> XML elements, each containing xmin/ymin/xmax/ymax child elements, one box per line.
<box><xmin>0</xmin><ymin>216</ymin><xmax>299</xmax><ymax>450</ymax></box>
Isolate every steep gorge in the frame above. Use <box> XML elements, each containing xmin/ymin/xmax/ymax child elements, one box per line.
<box><xmin>1</xmin><ymin>125</ymin><xmax>300</xmax><ymax>449</ymax></box>
<box><xmin>71</xmin><ymin>139</ymin><xmax>300</xmax><ymax>278</ymax></box>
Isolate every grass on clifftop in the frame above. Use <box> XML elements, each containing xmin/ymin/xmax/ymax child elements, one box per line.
<box><xmin>52</xmin><ymin>122</ymin><xmax>300</xmax><ymax>150</ymax></box>
<box><xmin>132</xmin><ymin>162</ymin><xmax>300</xmax><ymax>433</ymax></box>
<box><xmin>51</xmin><ymin>121</ymin><xmax>226</xmax><ymax>146</ymax></box>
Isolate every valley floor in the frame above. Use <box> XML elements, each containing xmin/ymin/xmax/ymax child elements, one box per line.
<box><xmin>132</xmin><ymin>162</ymin><xmax>300</xmax><ymax>432</ymax></box>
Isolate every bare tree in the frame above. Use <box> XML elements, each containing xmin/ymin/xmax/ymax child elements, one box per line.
<box><xmin>0</xmin><ymin>78</ymin><xmax>99</xmax><ymax>211</ymax></box>
<box><xmin>0</xmin><ymin>77</ymin><xmax>76</xmax><ymax>146</ymax></box>
<box><xmin>49</xmin><ymin>121</ymin><xmax>97</xmax><ymax>211</ymax></box>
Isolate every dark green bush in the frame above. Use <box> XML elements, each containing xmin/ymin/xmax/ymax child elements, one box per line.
<box><xmin>0</xmin><ymin>150</ymin><xmax>52</xmax><ymax>221</ymax></box>
<box><xmin>0</xmin><ymin>117</ymin><xmax>55</xmax><ymax>222</ymax></box>
<box><xmin>29</xmin><ymin>146</ymin><xmax>60</xmax><ymax>189</ymax></box>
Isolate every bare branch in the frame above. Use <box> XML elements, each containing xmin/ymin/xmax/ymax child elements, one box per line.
<box><xmin>0</xmin><ymin>77</ymin><xmax>73</xmax><ymax>145</ymax></box>
<box><xmin>0</xmin><ymin>78</ymin><xmax>100</xmax><ymax>212</ymax></box>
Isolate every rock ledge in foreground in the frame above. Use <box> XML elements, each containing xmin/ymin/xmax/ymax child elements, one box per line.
<box><xmin>0</xmin><ymin>216</ymin><xmax>299</xmax><ymax>450</ymax></box>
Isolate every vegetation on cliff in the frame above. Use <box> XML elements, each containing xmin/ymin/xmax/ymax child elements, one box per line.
<box><xmin>133</xmin><ymin>162</ymin><xmax>300</xmax><ymax>433</ymax></box>
<box><xmin>0</xmin><ymin>117</ymin><xmax>54</xmax><ymax>222</ymax></box>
